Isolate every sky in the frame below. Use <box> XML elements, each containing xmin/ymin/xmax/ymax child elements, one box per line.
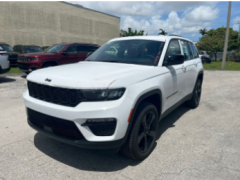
<box><xmin>69</xmin><ymin>1</ymin><xmax>240</xmax><ymax>42</ymax></box>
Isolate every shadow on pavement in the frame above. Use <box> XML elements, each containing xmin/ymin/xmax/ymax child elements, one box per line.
<box><xmin>34</xmin><ymin>104</ymin><xmax>190</xmax><ymax>172</ymax></box>
<box><xmin>21</xmin><ymin>75</ymin><xmax>27</xmax><ymax>79</ymax></box>
<box><xmin>156</xmin><ymin>104</ymin><xmax>190</xmax><ymax>140</ymax></box>
<box><xmin>0</xmin><ymin>76</ymin><xmax>16</xmax><ymax>83</ymax></box>
<box><xmin>34</xmin><ymin>133</ymin><xmax>140</xmax><ymax>172</ymax></box>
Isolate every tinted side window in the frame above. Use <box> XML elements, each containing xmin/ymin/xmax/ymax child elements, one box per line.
<box><xmin>165</xmin><ymin>40</ymin><xmax>181</xmax><ymax>59</ymax></box>
<box><xmin>181</xmin><ymin>40</ymin><xmax>193</xmax><ymax>61</ymax></box>
<box><xmin>13</xmin><ymin>46</ymin><xmax>18</xmax><ymax>51</ymax></box>
<box><xmin>77</xmin><ymin>46</ymin><xmax>99</xmax><ymax>53</ymax></box>
<box><xmin>64</xmin><ymin>45</ymin><xmax>77</xmax><ymax>53</ymax></box>
<box><xmin>189</xmin><ymin>42</ymin><xmax>199</xmax><ymax>58</ymax></box>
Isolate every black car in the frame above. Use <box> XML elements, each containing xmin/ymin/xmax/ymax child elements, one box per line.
<box><xmin>0</xmin><ymin>43</ymin><xmax>19</xmax><ymax>66</ymax></box>
<box><xmin>13</xmin><ymin>45</ymin><xmax>43</xmax><ymax>54</ymax></box>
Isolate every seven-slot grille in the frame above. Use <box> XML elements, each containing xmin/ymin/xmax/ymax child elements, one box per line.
<box><xmin>28</xmin><ymin>81</ymin><xmax>81</xmax><ymax>107</ymax></box>
<box><xmin>27</xmin><ymin>108</ymin><xmax>84</xmax><ymax>141</ymax></box>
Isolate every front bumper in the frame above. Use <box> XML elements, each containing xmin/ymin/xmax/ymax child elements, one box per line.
<box><xmin>23</xmin><ymin>89</ymin><xmax>134</xmax><ymax>147</ymax></box>
<box><xmin>17</xmin><ymin>62</ymin><xmax>39</xmax><ymax>72</ymax></box>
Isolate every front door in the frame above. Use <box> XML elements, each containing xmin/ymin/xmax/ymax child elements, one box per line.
<box><xmin>60</xmin><ymin>45</ymin><xmax>78</xmax><ymax>64</ymax></box>
<box><xmin>161</xmin><ymin>39</ymin><xmax>186</xmax><ymax>112</ymax></box>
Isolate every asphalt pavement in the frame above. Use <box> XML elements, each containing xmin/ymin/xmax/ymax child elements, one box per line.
<box><xmin>0</xmin><ymin>71</ymin><xmax>240</xmax><ymax>180</ymax></box>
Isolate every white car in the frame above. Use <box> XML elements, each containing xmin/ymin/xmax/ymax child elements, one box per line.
<box><xmin>23</xmin><ymin>36</ymin><xmax>203</xmax><ymax>160</ymax></box>
<box><xmin>0</xmin><ymin>48</ymin><xmax>10</xmax><ymax>74</ymax></box>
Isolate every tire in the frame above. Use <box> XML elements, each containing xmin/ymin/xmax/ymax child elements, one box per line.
<box><xmin>42</xmin><ymin>62</ymin><xmax>56</xmax><ymax>68</ymax></box>
<box><xmin>186</xmin><ymin>78</ymin><xmax>202</xmax><ymax>108</ymax></box>
<box><xmin>120</xmin><ymin>102</ymin><xmax>158</xmax><ymax>160</ymax></box>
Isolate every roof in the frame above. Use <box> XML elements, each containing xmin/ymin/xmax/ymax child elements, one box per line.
<box><xmin>61</xmin><ymin>2</ymin><xmax>120</xmax><ymax>19</ymax></box>
<box><xmin>57</xmin><ymin>42</ymin><xmax>100</xmax><ymax>46</ymax></box>
<box><xmin>109</xmin><ymin>35</ymin><xmax>193</xmax><ymax>42</ymax></box>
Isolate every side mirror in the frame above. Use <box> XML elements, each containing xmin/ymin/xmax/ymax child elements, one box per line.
<box><xmin>163</xmin><ymin>54</ymin><xmax>184</xmax><ymax>66</ymax></box>
<box><xmin>61</xmin><ymin>52</ymin><xmax>68</xmax><ymax>55</ymax></box>
<box><xmin>87</xmin><ymin>52</ymin><xmax>93</xmax><ymax>57</ymax></box>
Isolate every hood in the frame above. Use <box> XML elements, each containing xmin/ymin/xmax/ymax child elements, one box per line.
<box><xmin>27</xmin><ymin>61</ymin><xmax>155</xmax><ymax>89</ymax></box>
<box><xmin>22</xmin><ymin>52</ymin><xmax>56</xmax><ymax>56</ymax></box>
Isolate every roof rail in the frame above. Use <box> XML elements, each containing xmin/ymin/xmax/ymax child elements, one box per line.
<box><xmin>168</xmin><ymin>34</ymin><xmax>182</xmax><ymax>37</ymax></box>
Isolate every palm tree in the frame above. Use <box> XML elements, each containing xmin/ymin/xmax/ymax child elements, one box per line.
<box><xmin>158</xmin><ymin>29</ymin><xmax>167</xmax><ymax>36</ymax></box>
<box><xmin>199</xmin><ymin>28</ymin><xmax>208</xmax><ymax>37</ymax></box>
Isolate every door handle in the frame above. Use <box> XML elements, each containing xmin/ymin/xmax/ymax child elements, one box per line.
<box><xmin>182</xmin><ymin>66</ymin><xmax>186</xmax><ymax>71</ymax></box>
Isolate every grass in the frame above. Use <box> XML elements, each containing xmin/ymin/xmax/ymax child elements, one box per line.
<box><xmin>203</xmin><ymin>61</ymin><xmax>240</xmax><ymax>71</ymax></box>
<box><xmin>6</xmin><ymin>67</ymin><xmax>23</xmax><ymax>74</ymax></box>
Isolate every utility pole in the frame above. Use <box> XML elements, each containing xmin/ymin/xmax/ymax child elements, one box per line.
<box><xmin>238</xmin><ymin>22</ymin><xmax>240</xmax><ymax>42</ymax></box>
<box><xmin>222</xmin><ymin>1</ymin><xmax>232</xmax><ymax>69</ymax></box>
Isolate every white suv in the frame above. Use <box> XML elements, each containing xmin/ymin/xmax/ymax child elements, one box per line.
<box><xmin>0</xmin><ymin>49</ymin><xmax>10</xmax><ymax>74</ymax></box>
<box><xmin>23</xmin><ymin>36</ymin><xmax>203</xmax><ymax>160</ymax></box>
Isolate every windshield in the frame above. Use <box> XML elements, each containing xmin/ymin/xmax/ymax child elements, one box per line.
<box><xmin>86</xmin><ymin>40</ymin><xmax>165</xmax><ymax>66</ymax></box>
<box><xmin>24</xmin><ymin>46</ymin><xmax>43</xmax><ymax>53</ymax></box>
<box><xmin>45</xmin><ymin>44</ymin><xmax>66</xmax><ymax>53</ymax></box>
<box><xmin>0</xmin><ymin>44</ymin><xmax>14</xmax><ymax>52</ymax></box>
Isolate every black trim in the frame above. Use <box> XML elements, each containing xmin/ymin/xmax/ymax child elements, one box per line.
<box><xmin>166</xmin><ymin>91</ymin><xmax>178</xmax><ymax>99</ymax></box>
<box><xmin>123</xmin><ymin>89</ymin><xmax>163</xmax><ymax>144</ymax></box>
<box><xmin>42</xmin><ymin>60</ymin><xmax>58</xmax><ymax>67</ymax></box>
<box><xmin>160</xmin><ymin>93</ymin><xmax>192</xmax><ymax>120</ymax></box>
<box><xmin>28</xmin><ymin>119</ymin><xmax>125</xmax><ymax>149</ymax></box>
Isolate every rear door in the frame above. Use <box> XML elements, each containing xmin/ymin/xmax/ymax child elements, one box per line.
<box><xmin>60</xmin><ymin>45</ymin><xmax>78</xmax><ymax>64</ymax></box>
<box><xmin>76</xmin><ymin>45</ymin><xmax>99</xmax><ymax>62</ymax></box>
<box><xmin>162</xmin><ymin>39</ymin><xmax>186</xmax><ymax>111</ymax></box>
<box><xmin>180</xmin><ymin>40</ymin><xmax>199</xmax><ymax>96</ymax></box>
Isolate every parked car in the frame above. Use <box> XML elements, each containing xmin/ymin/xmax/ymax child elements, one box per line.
<box><xmin>199</xmin><ymin>50</ymin><xmax>211</xmax><ymax>63</ymax></box>
<box><xmin>0</xmin><ymin>43</ymin><xmax>19</xmax><ymax>66</ymax></box>
<box><xmin>0</xmin><ymin>49</ymin><xmax>10</xmax><ymax>74</ymax></box>
<box><xmin>23</xmin><ymin>36</ymin><xmax>203</xmax><ymax>160</ymax></box>
<box><xmin>17</xmin><ymin>43</ymin><xmax>99</xmax><ymax>74</ymax></box>
<box><xmin>13</xmin><ymin>45</ymin><xmax>43</xmax><ymax>54</ymax></box>
<box><xmin>42</xmin><ymin>46</ymin><xmax>50</xmax><ymax>50</ymax></box>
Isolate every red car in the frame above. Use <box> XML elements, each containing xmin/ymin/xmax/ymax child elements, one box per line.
<box><xmin>17</xmin><ymin>43</ymin><xmax>99</xmax><ymax>74</ymax></box>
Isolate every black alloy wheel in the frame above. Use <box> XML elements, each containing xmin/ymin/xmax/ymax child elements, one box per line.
<box><xmin>120</xmin><ymin>102</ymin><xmax>158</xmax><ymax>160</ymax></box>
<box><xmin>138</xmin><ymin>111</ymin><xmax>156</xmax><ymax>153</ymax></box>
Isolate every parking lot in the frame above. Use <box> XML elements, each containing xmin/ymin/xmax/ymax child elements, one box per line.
<box><xmin>0</xmin><ymin>70</ymin><xmax>240</xmax><ymax>180</ymax></box>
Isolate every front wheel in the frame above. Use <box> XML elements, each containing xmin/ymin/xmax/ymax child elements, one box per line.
<box><xmin>120</xmin><ymin>102</ymin><xmax>158</xmax><ymax>160</ymax></box>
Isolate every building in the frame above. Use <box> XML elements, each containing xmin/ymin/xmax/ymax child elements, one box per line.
<box><xmin>0</xmin><ymin>2</ymin><xmax>120</xmax><ymax>46</ymax></box>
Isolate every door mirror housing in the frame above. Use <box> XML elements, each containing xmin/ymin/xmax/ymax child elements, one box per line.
<box><xmin>87</xmin><ymin>52</ymin><xmax>93</xmax><ymax>57</ymax></box>
<box><xmin>163</xmin><ymin>54</ymin><xmax>184</xmax><ymax>66</ymax></box>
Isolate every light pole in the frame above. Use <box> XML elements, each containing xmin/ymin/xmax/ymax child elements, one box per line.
<box><xmin>222</xmin><ymin>1</ymin><xmax>232</xmax><ymax>69</ymax></box>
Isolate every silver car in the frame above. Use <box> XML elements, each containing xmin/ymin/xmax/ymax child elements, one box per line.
<box><xmin>199</xmin><ymin>50</ymin><xmax>211</xmax><ymax>63</ymax></box>
<box><xmin>0</xmin><ymin>48</ymin><xmax>10</xmax><ymax>74</ymax></box>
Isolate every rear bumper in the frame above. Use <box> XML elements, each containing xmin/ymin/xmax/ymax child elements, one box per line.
<box><xmin>0</xmin><ymin>67</ymin><xmax>10</xmax><ymax>74</ymax></box>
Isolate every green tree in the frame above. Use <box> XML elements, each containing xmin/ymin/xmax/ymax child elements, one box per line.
<box><xmin>199</xmin><ymin>28</ymin><xmax>208</xmax><ymax>37</ymax></box>
<box><xmin>158</xmin><ymin>29</ymin><xmax>167</xmax><ymax>36</ymax></box>
<box><xmin>197</xmin><ymin>27</ymin><xmax>240</xmax><ymax>61</ymax></box>
<box><xmin>121</xmin><ymin>28</ymin><xmax>145</xmax><ymax>37</ymax></box>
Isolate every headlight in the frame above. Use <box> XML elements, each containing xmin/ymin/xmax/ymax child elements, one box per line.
<box><xmin>81</xmin><ymin>88</ymin><xmax>125</xmax><ymax>101</ymax></box>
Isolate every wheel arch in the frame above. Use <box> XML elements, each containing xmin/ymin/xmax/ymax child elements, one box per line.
<box><xmin>123</xmin><ymin>89</ymin><xmax>163</xmax><ymax>143</ymax></box>
<box><xmin>42</xmin><ymin>60</ymin><xmax>58</xmax><ymax>67</ymax></box>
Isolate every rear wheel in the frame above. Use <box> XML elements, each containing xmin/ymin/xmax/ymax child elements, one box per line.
<box><xmin>120</xmin><ymin>102</ymin><xmax>158</xmax><ymax>160</ymax></box>
<box><xmin>186</xmin><ymin>78</ymin><xmax>202</xmax><ymax>108</ymax></box>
